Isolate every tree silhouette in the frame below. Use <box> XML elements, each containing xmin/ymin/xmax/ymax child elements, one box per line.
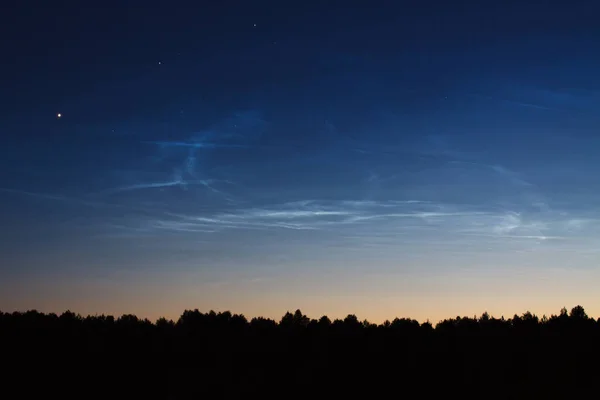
<box><xmin>2</xmin><ymin>305</ymin><xmax>599</xmax><ymax>398</ymax></box>
<box><xmin>570</xmin><ymin>305</ymin><xmax>588</xmax><ymax>320</ymax></box>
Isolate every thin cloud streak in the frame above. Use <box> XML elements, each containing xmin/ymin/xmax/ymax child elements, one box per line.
<box><xmin>143</xmin><ymin>141</ymin><xmax>251</xmax><ymax>149</ymax></box>
<box><xmin>119</xmin><ymin>200</ymin><xmax>515</xmax><ymax>240</ymax></box>
<box><xmin>0</xmin><ymin>188</ymin><xmax>138</xmax><ymax>210</ymax></box>
<box><xmin>96</xmin><ymin>178</ymin><xmax>235</xmax><ymax>197</ymax></box>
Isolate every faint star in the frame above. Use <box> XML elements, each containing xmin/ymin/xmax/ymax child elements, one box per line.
<box><xmin>253</xmin><ymin>23</ymin><xmax>257</xmax><ymax>27</ymax></box>
<box><xmin>158</xmin><ymin>61</ymin><xmax>162</xmax><ymax>65</ymax></box>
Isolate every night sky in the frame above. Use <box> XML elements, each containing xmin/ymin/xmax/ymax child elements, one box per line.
<box><xmin>2</xmin><ymin>1</ymin><xmax>600</xmax><ymax>322</ymax></box>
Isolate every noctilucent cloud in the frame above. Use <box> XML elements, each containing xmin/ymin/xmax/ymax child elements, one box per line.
<box><xmin>1</xmin><ymin>1</ymin><xmax>600</xmax><ymax>322</ymax></box>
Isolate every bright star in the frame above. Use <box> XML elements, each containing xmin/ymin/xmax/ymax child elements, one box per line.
<box><xmin>57</xmin><ymin>113</ymin><xmax>61</xmax><ymax>118</ymax></box>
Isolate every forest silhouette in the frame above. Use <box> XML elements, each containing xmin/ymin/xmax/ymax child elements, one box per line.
<box><xmin>3</xmin><ymin>305</ymin><xmax>598</xmax><ymax>399</ymax></box>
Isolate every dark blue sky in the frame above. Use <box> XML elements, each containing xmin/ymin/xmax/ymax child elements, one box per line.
<box><xmin>2</xmin><ymin>1</ymin><xmax>600</xmax><ymax>321</ymax></box>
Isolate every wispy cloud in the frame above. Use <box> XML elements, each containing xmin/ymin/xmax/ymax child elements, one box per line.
<box><xmin>120</xmin><ymin>110</ymin><xmax>275</xmax><ymax>206</ymax></box>
<box><xmin>101</xmin><ymin>180</ymin><xmax>186</xmax><ymax>194</ymax></box>
<box><xmin>4</xmin><ymin>182</ymin><xmax>594</xmax><ymax>254</ymax></box>
<box><xmin>468</xmin><ymin>85</ymin><xmax>600</xmax><ymax>114</ymax></box>
<box><xmin>419</xmin><ymin>134</ymin><xmax>479</xmax><ymax>160</ymax></box>
<box><xmin>472</xmin><ymin>93</ymin><xmax>559</xmax><ymax>111</ymax></box>
<box><xmin>125</xmin><ymin>199</ymin><xmax>492</xmax><ymax>237</ymax></box>
<box><xmin>98</xmin><ymin>178</ymin><xmax>233</xmax><ymax>196</ymax></box>
<box><xmin>444</xmin><ymin>161</ymin><xmax>535</xmax><ymax>187</ymax></box>
<box><xmin>189</xmin><ymin>110</ymin><xmax>268</xmax><ymax>143</ymax></box>
<box><xmin>0</xmin><ymin>188</ymin><xmax>133</xmax><ymax>210</ymax></box>
<box><xmin>489</xmin><ymin>165</ymin><xmax>534</xmax><ymax>187</ymax></box>
<box><xmin>565</xmin><ymin>218</ymin><xmax>596</xmax><ymax>231</ymax></box>
<box><xmin>148</xmin><ymin>110</ymin><xmax>268</xmax><ymax>149</ymax></box>
<box><xmin>519</xmin><ymin>87</ymin><xmax>600</xmax><ymax>111</ymax></box>
<box><xmin>147</xmin><ymin>220</ymin><xmax>218</xmax><ymax>233</ymax></box>
<box><xmin>505</xmin><ymin>100</ymin><xmax>556</xmax><ymax>111</ymax></box>
<box><xmin>142</xmin><ymin>141</ymin><xmax>251</xmax><ymax>149</ymax></box>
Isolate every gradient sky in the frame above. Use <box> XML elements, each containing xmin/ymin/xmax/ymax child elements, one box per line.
<box><xmin>2</xmin><ymin>1</ymin><xmax>600</xmax><ymax>323</ymax></box>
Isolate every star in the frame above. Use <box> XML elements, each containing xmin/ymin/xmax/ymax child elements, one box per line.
<box><xmin>57</xmin><ymin>113</ymin><xmax>62</xmax><ymax>118</ymax></box>
<box><xmin>253</xmin><ymin>23</ymin><xmax>257</xmax><ymax>27</ymax></box>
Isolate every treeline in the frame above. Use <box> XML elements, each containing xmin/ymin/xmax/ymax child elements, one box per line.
<box><xmin>2</xmin><ymin>305</ymin><xmax>597</xmax><ymax>341</ymax></box>
<box><xmin>2</xmin><ymin>306</ymin><xmax>599</xmax><ymax>399</ymax></box>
